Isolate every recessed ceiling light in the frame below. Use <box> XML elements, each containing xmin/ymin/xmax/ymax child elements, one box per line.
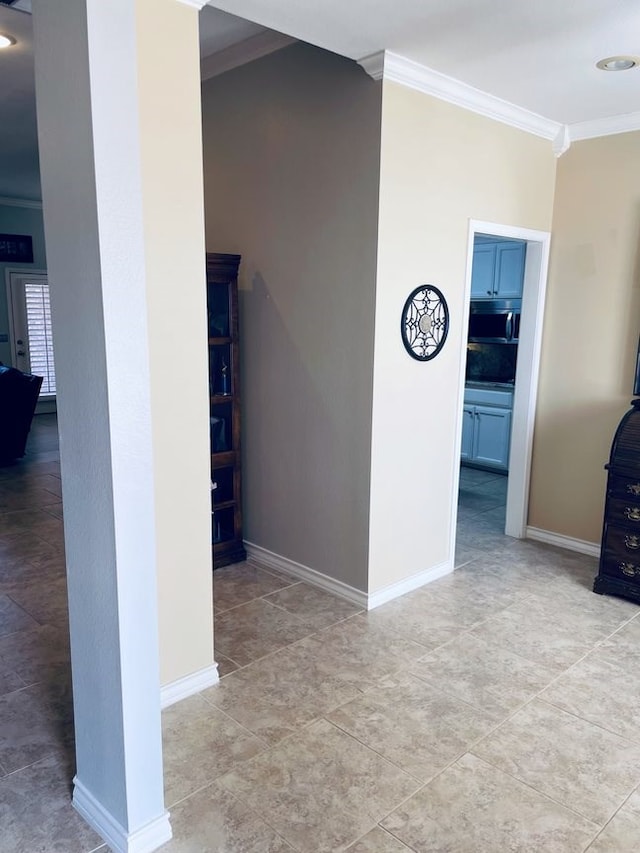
<box><xmin>0</xmin><ymin>33</ymin><xmax>16</xmax><ymax>49</ymax></box>
<box><xmin>596</xmin><ymin>55</ymin><xmax>639</xmax><ymax>71</ymax></box>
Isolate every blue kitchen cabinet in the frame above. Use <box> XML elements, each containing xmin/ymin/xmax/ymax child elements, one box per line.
<box><xmin>473</xmin><ymin>405</ymin><xmax>512</xmax><ymax>469</ymax></box>
<box><xmin>462</xmin><ymin>387</ymin><xmax>513</xmax><ymax>471</ymax></box>
<box><xmin>471</xmin><ymin>240</ymin><xmax>526</xmax><ymax>299</ymax></box>
<box><xmin>461</xmin><ymin>405</ymin><xmax>475</xmax><ymax>461</ymax></box>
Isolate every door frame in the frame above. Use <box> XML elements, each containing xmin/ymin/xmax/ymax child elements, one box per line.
<box><xmin>450</xmin><ymin>220</ymin><xmax>551</xmax><ymax>555</ymax></box>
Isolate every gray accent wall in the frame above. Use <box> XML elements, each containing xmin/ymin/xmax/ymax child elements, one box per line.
<box><xmin>201</xmin><ymin>43</ymin><xmax>382</xmax><ymax>592</ymax></box>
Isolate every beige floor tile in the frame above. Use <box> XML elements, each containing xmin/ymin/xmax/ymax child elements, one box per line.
<box><xmin>586</xmin><ymin>789</ymin><xmax>640</xmax><ymax>852</ymax></box>
<box><xmin>0</xmin><ymin>754</ymin><xmax>104</xmax><ymax>853</ymax></box>
<box><xmin>216</xmin><ymin>652</ymin><xmax>241</xmax><ymax>678</ymax></box>
<box><xmin>363</xmin><ymin>589</ymin><xmax>479</xmax><ymax>652</ymax></box>
<box><xmin>453</xmin><ymin>543</ymin><xmax>478</xmax><ymax>568</ymax></box>
<box><xmin>0</xmin><ymin>625</ymin><xmax>71</xmax><ymax>686</ymax></box>
<box><xmin>0</xmin><ymin>554</ymin><xmax>66</xmax><ymax>594</ymax></box>
<box><xmin>162</xmin><ymin>694</ymin><xmax>266</xmax><ymax>807</ymax></box>
<box><xmin>262</xmin><ymin>582</ymin><xmax>363</xmax><ymax>631</ymax></box>
<box><xmin>382</xmin><ymin>753</ymin><xmax>598</xmax><ymax>853</ymax></box>
<box><xmin>345</xmin><ymin>826</ymin><xmax>414</xmax><ymax>851</ymax></box>
<box><xmin>0</xmin><ymin>594</ymin><xmax>40</xmax><ymax>638</ymax></box>
<box><xmin>424</xmin><ymin>559</ymin><xmax>537</xmax><ymax>611</ymax></box>
<box><xmin>161</xmin><ymin>781</ymin><xmax>295</xmax><ymax>852</ymax></box>
<box><xmin>0</xmin><ymin>668</ymin><xmax>26</xmax><ymax>698</ymax></box>
<box><xmin>0</xmin><ymin>680</ymin><xmax>74</xmax><ymax>774</ymax></box>
<box><xmin>0</xmin><ymin>487</ymin><xmax>61</xmax><ymax>512</ymax></box>
<box><xmin>0</xmin><ymin>509</ymin><xmax>54</xmax><ymax>535</ymax></box>
<box><xmin>214</xmin><ymin>598</ymin><xmax>316</xmax><ymax>667</ymax></box>
<box><xmin>472</xmin><ymin>699</ymin><xmax>640</xmax><ymax>824</ymax></box>
<box><xmin>43</xmin><ymin>503</ymin><xmax>64</xmax><ymax>520</ymax></box>
<box><xmin>541</xmin><ymin>650</ymin><xmax>640</xmax><ymax>744</ymax></box>
<box><xmin>7</xmin><ymin>578</ymin><xmax>69</xmax><ymax>628</ymax></box>
<box><xmin>293</xmin><ymin>614</ymin><xmax>429</xmax><ymax>691</ymax></box>
<box><xmin>204</xmin><ymin>641</ymin><xmax>362</xmax><ymax>744</ymax></box>
<box><xmin>327</xmin><ymin>671</ymin><xmax>494</xmax><ymax>782</ymax></box>
<box><xmin>597</xmin><ymin>616</ymin><xmax>640</xmax><ymax>664</ymax></box>
<box><xmin>413</xmin><ymin>632</ymin><xmax>557</xmax><ymax>719</ymax></box>
<box><xmin>220</xmin><ymin>719</ymin><xmax>420</xmax><ymax>853</ymax></box>
<box><xmin>213</xmin><ymin>563</ymin><xmax>294</xmax><ymax>613</ymax></box>
<box><xmin>470</xmin><ymin>593</ymin><xmax>617</xmax><ymax>671</ymax></box>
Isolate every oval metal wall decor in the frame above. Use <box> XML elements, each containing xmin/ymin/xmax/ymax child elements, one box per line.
<box><xmin>400</xmin><ymin>285</ymin><xmax>449</xmax><ymax>361</ymax></box>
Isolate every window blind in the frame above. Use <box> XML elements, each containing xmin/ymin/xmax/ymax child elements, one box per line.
<box><xmin>24</xmin><ymin>280</ymin><xmax>56</xmax><ymax>395</ymax></box>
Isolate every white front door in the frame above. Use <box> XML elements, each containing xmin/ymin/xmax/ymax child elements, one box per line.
<box><xmin>7</xmin><ymin>270</ymin><xmax>56</xmax><ymax>398</ymax></box>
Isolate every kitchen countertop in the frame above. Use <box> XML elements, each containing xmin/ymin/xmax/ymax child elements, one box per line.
<box><xmin>466</xmin><ymin>380</ymin><xmax>515</xmax><ymax>390</ymax></box>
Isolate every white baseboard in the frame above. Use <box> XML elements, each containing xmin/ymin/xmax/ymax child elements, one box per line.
<box><xmin>160</xmin><ymin>663</ymin><xmax>219</xmax><ymax>709</ymax></box>
<box><xmin>244</xmin><ymin>541</ymin><xmax>453</xmax><ymax>611</ymax></box>
<box><xmin>73</xmin><ymin>778</ymin><xmax>172</xmax><ymax>853</ymax></box>
<box><xmin>526</xmin><ymin>526</ymin><xmax>601</xmax><ymax>558</ymax></box>
<box><xmin>244</xmin><ymin>541</ymin><xmax>368</xmax><ymax>609</ymax></box>
<box><xmin>368</xmin><ymin>560</ymin><xmax>454</xmax><ymax>609</ymax></box>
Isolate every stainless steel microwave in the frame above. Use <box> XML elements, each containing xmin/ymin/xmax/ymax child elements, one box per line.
<box><xmin>468</xmin><ymin>299</ymin><xmax>521</xmax><ymax>343</ymax></box>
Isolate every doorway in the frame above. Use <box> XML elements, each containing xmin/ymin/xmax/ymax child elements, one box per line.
<box><xmin>6</xmin><ymin>269</ymin><xmax>56</xmax><ymax>411</ymax></box>
<box><xmin>451</xmin><ymin>221</ymin><xmax>551</xmax><ymax>560</ymax></box>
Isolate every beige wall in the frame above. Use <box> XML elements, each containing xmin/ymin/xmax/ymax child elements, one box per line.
<box><xmin>201</xmin><ymin>44</ymin><xmax>382</xmax><ymax>591</ymax></box>
<box><xmin>136</xmin><ymin>0</ymin><xmax>214</xmax><ymax>684</ymax></box>
<box><xmin>369</xmin><ymin>83</ymin><xmax>557</xmax><ymax>592</ymax></box>
<box><xmin>529</xmin><ymin>132</ymin><xmax>640</xmax><ymax>544</ymax></box>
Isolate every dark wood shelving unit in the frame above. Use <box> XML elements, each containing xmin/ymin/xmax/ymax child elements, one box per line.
<box><xmin>207</xmin><ymin>252</ymin><xmax>246</xmax><ymax>568</ymax></box>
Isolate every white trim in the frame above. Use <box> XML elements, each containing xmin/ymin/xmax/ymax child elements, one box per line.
<box><xmin>451</xmin><ymin>221</ymin><xmax>551</xmax><ymax>553</ymax></box>
<box><xmin>358</xmin><ymin>50</ymin><xmax>561</xmax><ymax>141</ymax></box>
<box><xmin>73</xmin><ymin>778</ymin><xmax>172</xmax><ymax>853</ymax></box>
<box><xmin>0</xmin><ymin>196</ymin><xmax>42</xmax><ymax>210</ymax></box>
<box><xmin>526</xmin><ymin>526</ymin><xmax>601</xmax><ymax>558</ymax></box>
<box><xmin>245</xmin><ymin>541</ymin><xmax>367</xmax><ymax>609</ymax></box>
<box><xmin>160</xmin><ymin>663</ymin><xmax>219</xmax><ymax>709</ymax></box>
<box><xmin>245</xmin><ymin>541</ymin><xmax>453</xmax><ymax>610</ymax></box>
<box><xmin>569</xmin><ymin>111</ymin><xmax>640</xmax><ymax>143</ymax></box>
<box><xmin>552</xmin><ymin>125</ymin><xmax>571</xmax><ymax>158</ymax></box>
<box><xmin>367</xmin><ymin>561</ymin><xmax>453</xmax><ymax>609</ymax></box>
<box><xmin>175</xmin><ymin>0</ymin><xmax>209</xmax><ymax>9</ymax></box>
<box><xmin>201</xmin><ymin>31</ymin><xmax>296</xmax><ymax>81</ymax></box>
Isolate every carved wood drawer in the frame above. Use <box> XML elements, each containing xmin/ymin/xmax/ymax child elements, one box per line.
<box><xmin>608</xmin><ymin>474</ymin><xmax>640</xmax><ymax>499</ymax></box>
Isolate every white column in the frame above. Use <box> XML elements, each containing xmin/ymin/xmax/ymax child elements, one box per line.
<box><xmin>31</xmin><ymin>0</ymin><xmax>210</xmax><ymax>849</ymax></box>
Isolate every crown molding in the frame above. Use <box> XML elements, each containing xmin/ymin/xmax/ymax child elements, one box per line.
<box><xmin>552</xmin><ymin>125</ymin><xmax>571</xmax><ymax>158</ymax></box>
<box><xmin>358</xmin><ymin>51</ymin><xmax>562</xmax><ymax>141</ymax></box>
<box><xmin>568</xmin><ymin>110</ymin><xmax>640</xmax><ymax>142</ymax></box>
<box><xmin>0</xmin><ymin>196</ymin><xmax>42</xmax><ymax>209</ymax></box>
<box><xmin>201</xmin><ymin>29</ymin><xmax>296</xmax><ymax>81</ymax></box>
<box><xmin>175</xmin><ymin>0</ymin><xmax>209</xmax><ymax>9</ymax></box>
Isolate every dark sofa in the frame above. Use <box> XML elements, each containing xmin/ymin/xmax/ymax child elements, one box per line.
<box><xmin>0</xmin><ymin>364</ymin><xmax>43</xmax><ymax>464</ymax></box>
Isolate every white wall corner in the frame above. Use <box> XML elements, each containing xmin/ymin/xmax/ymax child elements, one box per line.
<box><xmin>73</xmin><ymin>779</ymin><xmax>172</xmax><ymax>853</ymax></box>
<box><xmin>245</xmin><ymin>540</ymin><xmax>368</xmax><ymax>608</ymax></box>
<box><xmin>245</xmin><ymin>541</ymin><xmax>454</xmax><ymax>611</ymax></box>
<box><xmin>552</xmin><ymin>124</ymin><xmax>571</xmax><ymax>158</ymax></box>
<box><xmin>201</xmin><ymin>30</ymin><xmax>297</xmax><ymax>81</ymax></box>
<box><xmin>367</xmin><ymin>560</ymin><xmax>453</xmax><ymax>610</ymax></box>
<box><xmin>357</xmin><ymin>51</ymin><xmax>386</xmax><ymax>81</ymax></box>
<box><xmin>160</xmin><ymin>663</ymin><xmax>219</xmax><ymax>709</ymax></box>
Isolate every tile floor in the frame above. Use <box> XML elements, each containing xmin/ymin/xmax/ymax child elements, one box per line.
<box><xmin>2</xmin><ymin>424</ymin><xmax>640</xmax><ymax>851</ymax></box>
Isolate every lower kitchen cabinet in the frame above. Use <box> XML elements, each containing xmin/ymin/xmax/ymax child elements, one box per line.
<box><xmin>462</xmin><ymin>397</ymin><xmax>512</xmax><ymax>471</ymax></box>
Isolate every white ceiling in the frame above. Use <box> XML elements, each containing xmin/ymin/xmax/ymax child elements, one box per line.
<box><xmin>0</xmin><ymin>1</ymin><xmax>638</xmax><ymax>200</ymax></box>
<box><xmin>208</xmin><ymin>0</ymin><xmax>640</xmax><ymax>126</ymax></box>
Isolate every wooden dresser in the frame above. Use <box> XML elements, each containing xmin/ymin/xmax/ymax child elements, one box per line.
<box><xmin>594</xmin><ymin>398</ymin><xmax>640</xmax><ymax>604</ymax></box>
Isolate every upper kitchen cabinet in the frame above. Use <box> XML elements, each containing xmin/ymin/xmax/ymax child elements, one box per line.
<box><xmin>471</xmin><ymin>239</ymin><xmax>526</xmax><ymax>300</ymax></box>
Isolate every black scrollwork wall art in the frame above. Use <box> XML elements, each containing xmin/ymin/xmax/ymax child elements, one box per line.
<box><xmin>400</xmin><ymin>285</ymin><xmax>450</xmax><ymax>361</ymax></box>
